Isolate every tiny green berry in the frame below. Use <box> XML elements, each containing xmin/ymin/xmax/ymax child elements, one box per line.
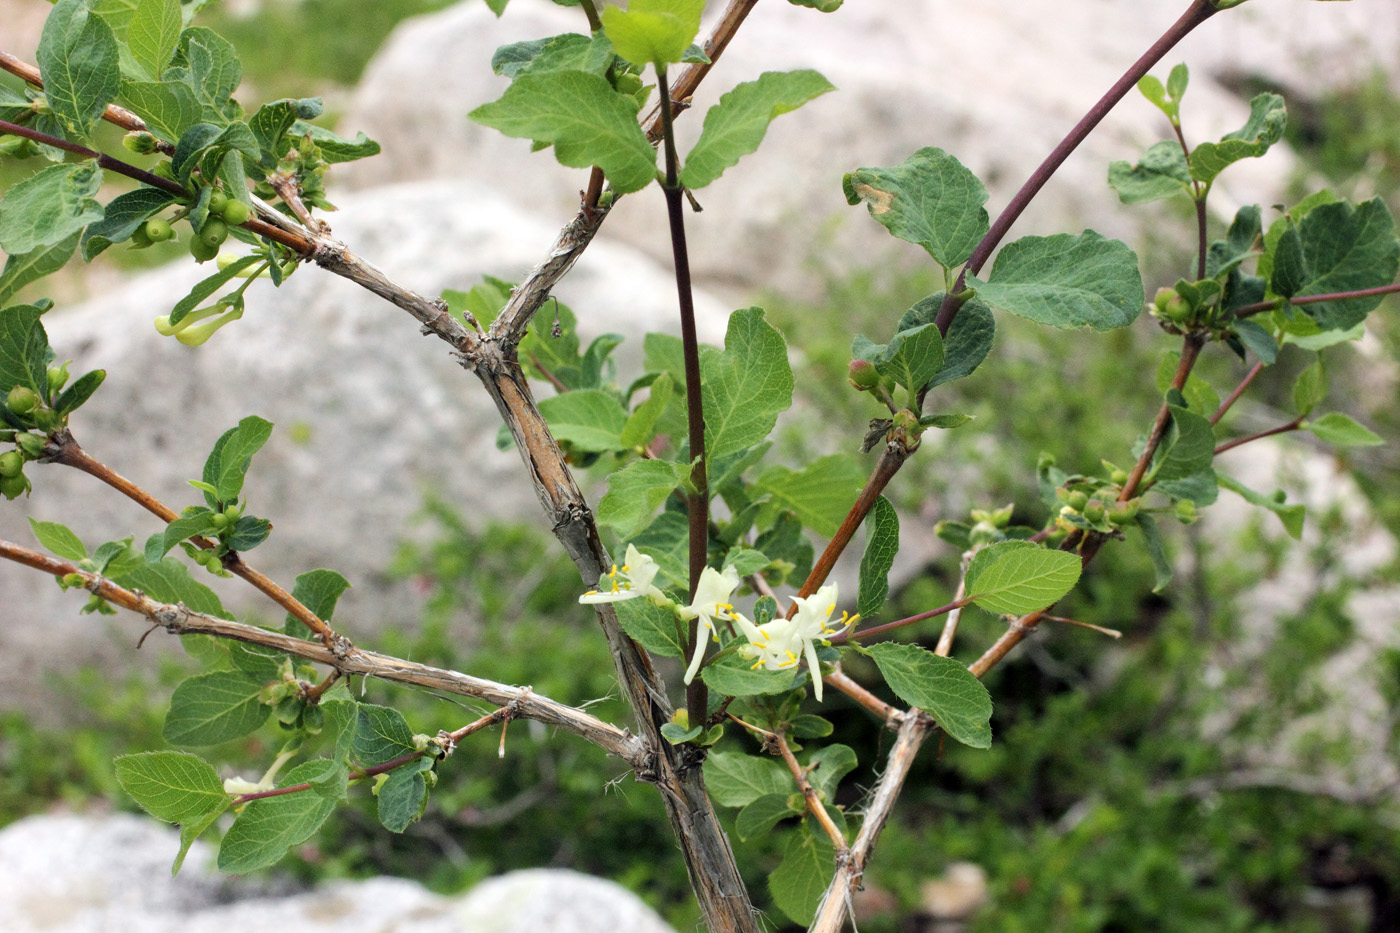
<box><xmin>220</xmin><ymin>200</ymin><xmax>252</xmax><ymax>225</ymax></box>
<box><xmin>0</xmin><ymin>450</ymin><xmax>22</xmax><ymax>478</ymax></box>
<box><xmin>47</xmin><ymin>363</ymin><xmax>69</xmax><ymax>396</ymax></box>
<box><xmin>207</xmin><ymin>189</ymin><xmax>228</xmax><ymax>215</ymax></box>
<box><xmin>144</xmin><ymin>217</ymin><xmax>174</xmax><ymax>242</ymax></box>
<box><xmin>223</xmin><ymin>504</ymin><xmax>242</xmax><ymax>522</ymax></box>
<box><xmin>1066</xmin><ymin>489</ymin><xmax>1089</xmax><ymax>511</ymax></box>
<box><xmin>0</xmin><ymin>472</ymin><xmax>29</xmax><ymax>500</ymax></box>
<box><xmin>1083</xmin><ymin>499</ymin><xmax>1106</xmax><ymax>523</ymax></box>
<box><xmin>210</xmin><ymin>511</ymin><xmax>231</xmax><ymax>531</ymax></box>
<box><xmin>190</xmin><ymin>236</ymin><xmax>219</xmax><ymax>263</ymax></box>
<box><xmin>6</xmin><ymin>386</ymin><xmax>38</xmax><ymax>415</ymax></box>
<box><xmin>199</xmin><ymin>218</ymin><xmax>229</xmax><ymax>248</ymax></box>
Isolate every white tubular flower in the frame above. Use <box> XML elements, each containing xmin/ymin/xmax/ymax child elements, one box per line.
<box><xmin>679</xmin><ymin>565</ymin><xmax>741</xmax><ymax>684</ymax></box>
<box><xmin>737</xmin><ymin>583</ymin><xmax>856</xmax><ymax>702</ymax></box>
<box><xmin>222</xmin><ymin>776</ymin><xmax>272</xmax><ymax>796</ymax></box>
<box><xmin>579</xmin><ymin>545</ymin><xmax>666</xmax><ymax>605</ymax></box>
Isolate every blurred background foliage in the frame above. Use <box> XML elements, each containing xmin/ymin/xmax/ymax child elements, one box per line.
<box><xmin>2</xmin><ymin>1</ymin><xmax>1400</xmax><ymax>931</ymax></box>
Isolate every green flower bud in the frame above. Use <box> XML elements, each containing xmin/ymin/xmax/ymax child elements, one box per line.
<box><xmin>210</xmin><ymin>511</ymin><xmax>231</xmax><ymax>531</ymax></box>
<box><xmin>1175</xmin><ymin>500</ymin><xmax>1198</xmax><ymax>524</ymax></box>
<box><xmin>6</xmin><ymin>385</ymin><xmax>38</xmax><ymax>415</ymax></box>
<box><xmin>121</xmin><ymin>131</ymin><xmax>159</xmax><ymax>155</ymax></box>
<box><xmin>1163</xmin><ymin>295</ymin><xmax>1191</xmax><ymax>323</ymax></box>
<box><xmin>224</xmin><ymin>504</ymin><xmax>242</xmax><ymax>522</ymax></box>
<box><xmin>847</xmin><ymin>359</ymin><xmax>880</xmax><ymax>391</ymax></box>
<box><xmin>47</xmin><ymin>362</ymin><xmax>69</xmax><ymax>396</ymax></box>
<box><xmin>1111</xmin><ymin>468</ymin><xmax>1129</xmax><ymax>486</ymax></box>
<box><xmin>1066</xmin><ymin>490</ymin><xmax>1089</xmax><ymax>511</ymax></box>
<box><xmin>220</xmin><ymin>199</ymin><xmax>252</xmax><ymax>226</ymax></box>
<box><xmin>61</xmin><ymin>572</ymin><xmax>86</xmax><ymax>588</ymax></box>
<box><xmin>0</xmin><ymin>451</ymin><xmax>21</xmax><ymax>478</ymax></box>
<box><xmin>1153</xmin><ymin>287</ymin><xmax>1176</xmax><ymax>312</ymax></box>
<box><xmin>1083</xmin><ymin>499</ymin><xmax>1105</xmax><ymax>523</ymax></box>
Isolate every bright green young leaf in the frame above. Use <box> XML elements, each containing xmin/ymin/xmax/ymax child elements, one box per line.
<box><xmin>896</xmin><ymin>292</ymin><xmax>996</xmax><ymax>389</ymax></box>
<box><xmin>218</xmin><ymin>760</ymin><xmax>340</xmax><ymax>873</ymax></box>
<box><xmin>29</xmin><ymin>518</ymin><xmax>87</xmax><ymax>561</ymax></box>
<box><xmin>538</xmin><ymin>389</ymin><xmax>629</xmax><ymax>452</ymax></box>
<box><xmin>80</xmin><ymin>187</ymin><xmax>179</xmax><ymax>259</ymax></box>
<box><xmin>735</xmin><ymin>794</ymin><xmax>801</xmax><ymax>841</ymax></box>
<box><xmin>469</xmin><ymin>71</ymin><xmax>657</xmax><ymax>194</ymax></box>
<box><xmin>857</xmin><ymin>497</ymin><xmax>898</xmax><ymax>619</ymax></box>
<box><xmin>128</xmin><ymin>0</ymin><xmax>182</xmax><ymax>81</ymax></box>
<box><xmin>38</xmin><ymin>0</ymin><xmax>122</xmax><ymax>138</ymax></box>
<box><xmin>1268</xmin><ymin>198</ymin><xmax>1399</xmax><ymax>331</ymax></box>
<box><xmin>701</xmin><ymin>307</ymin><xmax>795</xmax><ymax>460</ymax></box>
<box><xmin>770</xmin><ymin>831</ymin><xmax>836</xmax><ymax>925</ymax></box>
<box><xmin>805</xmin><ymin>743</ymin><xmax>856</xmax><ymax>803</ymax></box>
<box><xmin>680</xmin><ymin>70</ymin><xmax>836</xmax><ymax>190</ymax></box>
<box><xmin>968</xmin><ymin>231</ymin><xmax>1144</xmax><ymax>330</ymax></box>
<box><xmin>114</xmin><ymin>750</ymin><xmax>227</xmax><ymax>824</ymax></box>
<box><xmin>722</xmin><ymin>545</ymin><xmax>770</xmax><ymax>577</ymax></box>
<box><xmin>172</xmin><ymin>799</ymin><xmax>228</xmax><ymax>875</ymax></box>
<box><xmin>0</xmin><ymin>163</ymin><xmax>105</xmax><ymax>255</ymax></box>
<box><xmin>1217</xmin><ymin>473</ymin><xmax>1305</xmax><ymax>539</ymax></box>
<box><xmin>601</xmin><ymin>0</ymin><xmax>704</xmax><ymax>68</ymax></box>
<box><xmin>963</xmin><ymin>541</ymin><xmax>1081</xmax><ymax>616</ymax></box>
<box><xmin>285</xmin><ymin>568</ymin><xmax>352</xmax><ymax>636</ymax></box>
<box><xmin>597</xmin><ymin>458</ymin><xmax>690</xmax><ymax>539</ymax></box>
<box><xmin>843</xmin><ymin>146</ymin><xmax>990</xmax><ymax>269</ymax></box>
<box><xmin>1292</xmin><ymin>358</ymin><xmax>1327</xmax><ymax>417</ymax></box>
<box><xmin>1136</xmin><ymin>74</ymin><xmax>1170</xmax><ymax>115</ymax></box>
<box><xmin>168</xmin><ymin>254</ymin><xmax>263</xmax><ymax>327</ymax></box>
<box><xmin>113</xmin><ymin>556</ymin><xmax>229</xmax><ymax>618</ymax></box>
<box><xmin>0</xmin><ymin>232</ymin><xmax>80</xmax><ymax>305</ymax></box>
<box><xmin>866</xmin><ymin>642</ymin><xmax>993</xmax><ymax>748</ymax></box>
<box><xmin>629</xmin><ymin>511</ymin><xmax>690</xmax><ymax>589</ymax></box>
<box><xmin>701</xmin><ymin>652</ymin><xmax>796</xmax><ymax>696</ymax></box>
<box><xmin>1108</xmin><ymin>140</ymin><xmax>1193</xmax><ymax>204</ymax></box>
<box><xmin>1306</xmin><ymin>412</ymin><xmax>1384</xmax><ymax>447</ymax></box>
<box><xmin>162</xmin><ymin>671</ymin><xmax>268</xmax><ymax>746</ymax></box>
<box><xmin>753</xmin><ymin>454</ymin><xmax>864</xmax><ymax>538</ymax></box>
<box><xmin>613</xmin><ymin>596</ymin><xmax>685</xmax><ymax>659</ymax></box>
<box><xmin>703</xmin><ymin>750</ymin><xmax>793</xmax><ymax>806</ymax></box>
<box><xmin>202</xmin><ymin>415</ymin><xmax>273</xmax><ymax>505</ymax></box>
<box><xmin>54</xmin><ymin>367</ymin><xmax>105</xmax><ymax>415</ymax></box>
<box><xmin>118</xmin><ymin>79</ymin><xmax>201</xmax><ymax>142</ymax></box>
<box><xmin>377</xmin><ymin>760</ymin><xmax>431</xmax><ymax>833</ymax></box>
<box><xmin>1166</xmin><ymin>62</ymin><xmax>1189</xmax><ymax>102</ymax></box>
<box><xmin>621</xmin><ymin>372</ymin><xmax>674</xmax><ymax>449</ymax></box>
<box><xmin>1189</xmin><ymin>93</ymin><xmax>1286</xmax><ymax>185</ymax></box>
<box><xmin>353</xmin><ymin>703</ymin><xmax>417</xmax><ymax>767</ymax></box>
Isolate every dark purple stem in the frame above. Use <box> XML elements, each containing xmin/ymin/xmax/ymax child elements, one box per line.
<box><xmin>1233</xmin><ymin>282</ymin><xmax>1400</xmax><ymax>319</ymax></box>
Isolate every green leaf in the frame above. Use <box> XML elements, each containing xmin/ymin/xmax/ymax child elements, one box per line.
<box><xmin>170</xmin><ymin>27</ymin><xmax>242</xmax><ymax>124</ymax></box>
<box><xmin>753</xmin><ymin>454</ymin><xmax>863</xmax><ymax>538</ymax></box>
<box><xmin>620</xmin><ymin>372</ymin><xmax>674</xmax><ymax>450</ymax></box>
<box><xmin>163</xmin><ymin>671</ymin><xmax>268</xmax><ymax>746</ymax></box>
<box><xmin>1189</xmin><ymin>93</ymin><xmax>1286</xmax><ymax>185</ymax></box>
<box><xmin>174</xmin><ymin>799</ymin><xmax>228</xmax><ymax>875</ymax></box>
<box><xmin>0</xmin><ymin>232</ymin><xmax>81</xmax><ymax>305</ymax></box>
<box><xmin>202</xmin><ymin>415</ymin><xmax>273</xmax><ymax>505</ymax></box>
<box><xmin>118</xmin><ymin>78</ymin><xmax>201</xmax><ymax>142</ymax></box>
<box><xmin>852</xmin><ymin>322</ymin><xmax>945</xmax><ymax>397</ymax></box>
<box><xmin>1134</xmin><ymin>513</ymin><xmax>1172</xmax><ymax>593</ymax></box>
<box><xmin>600</xmin><ymin>0</ymin><xmax>704</xmax><ymax>68</ymax></box>
<box><xmin>1108</xmin><ymin>141</ymin><xmax>1192</xmax><ymax>204</ymax></box>
<box><xmin>1166</xmin><ymin>62</ymin><xmax>1189</xmax><ymax>102</ymax></box>
<box><xmin>377</xmin><ymin>761</ymin><xmax>430</xmax><ymax>833</ymax></box>
<box><xmin>144</xmin><ymin>511</ymin><xmax>215</xmax><ymax>560</ymax></box>
<box><xmin>169</xmin><ymin>255</ymin><xmax>263</xmax><ymax>327</ymax></box>
<box><xmin>597</xmin><ymin>458</ymin><xmax>690</xmax><ymax>539</ymax></box>
<box><xmin>702</xmin><ymin>308</ymin><xmax>795</xmax><ymax>460</ymax></box>
<box><xmin>722</xmin><ymin>545</ymin><xmax>770</xmax><ymax>576</ymax></box>
<box><xmin>1153</xmin><ymin>404</ymin><xmax>1216</xmax><ymax>482</ymax></box>
<box><xmin>38</xmin><ymin>0</ymin><xmax>122</xmax><ymax>138</ymax></box>
<box><xmin>114</xmin><ymin>750</ymin><xmax>227</xmax><ymax>823</ymax></box>
<box><xmin>1306</xmin><ymin>412</ymin><xmax>1384</xmax><ymax>447</ymax></box>
<box><xmin>1154</xmin><ymin>466</ymin><xmax>1218</xmax><ymax>508</ymax></box>
<box><xmin>54</xmin><ymin>368</ymin><xmax>105</xmax><ymax>415</ymax></box>
<box><xmin>1136</xmin><ymin>74</ymin><xmax>1170</xmax><ymax>116</ymax></box>
<box><xmin>128</xmin><ymin>0</ymin><xmax>181</xmax><ymax>81</ymax></box>
<box><xmin>112</xmin><ymin>556</ymin><xmax>229</xmax><ymax>618</ymax></box>
<box><xmin>225</xmin><ymin>513</ymin><xmax>272</xmax><ymax>552</ymax></box>
<box><xmin>842</xmin><ymin>146</ymin><xmax>990</xmax><ymax>269</ymax></box>
<box><xmin>735</xmin><ymin>794</ymin><xmax>800</xmax><ymax>841</ymax></box>
<box><xmin>469</xmin><ymin>71</ymin><xmax>657</xmax><ymax>194</ymax></box>
<box><xmin>896</xmin><ymin>292</ymin><xmax>996</xmax><ymax>389</ymax></box>
<box><xmin>0</xmin><ymin>163</ymin><xmax>105</xmax><ymax>255</ymax></box>
<box><xmin>1217</xmin><ymin>473</ymin><xmax>1305</xmax><ymax>539</ymax></box>
<box><xmin>1155</xmin><ymin>352</ymin><xmax>1220</xmax><ymax>417</ymax></box>
<box><xmin>1232</xmin><ymin>319</ymin><xmax>1278</xmax><ymax>364</ymax></box>
<box><xmin>0</xmin><ymin>304</ymin><xmax>48</xmax><ymax>395</ymax></box>
<box><xmin>630</xmin><ymin>511</ymin><xmax>690</xmax><ymax>589</ymax></box>
<box><xmin>701</xmin><ymin>651</ymin><xmax>797</xmax><ymax>696</ymax></box>
<box><xmin>1292</xmin><ymin>357</ymin><xmax>1327</xmax><ymax>417</ymax></box>
<box><xmin>353</xmin><ymin>704</ymin><xmax>416</xmax><ymax>767</ymax></box>
<box><xmin>538</xmin><ymin>389</ymin><xmax>629</xmax><ymax>452</ymax></box>
<box><xmin>217</xmin><ymin>760</ymin><xmax>339</xmax><ymax>873</ymax></box>
<box><xmin>703</xmin><ymin>750</ymin><xmax>793</xmax><ymax>806</ymax></box>
<box><xmin>491</xmin><ymin>34</ymin><xmax>615</xmax><ymax>79</ymax></box>
<box><xmin>866</xmin><ymin>642</ymin><xmax>993</xmax><ymax>748</ymax></box>
<box><xmin>857</xmin><ymin>497</ymin><xmax>898</xmax><ymax>618</ymax></box>
<box><xmin>770</xmin><ymin>831</ymin><xmax>835</xmax><ymax>925</ymax></box>
<box><xmin>968</xmin><ymin>231</ymin><xmax>1144</xmax><ymax>330</ymax></box>
<box><xmin>285</xmin><ymin>568</ymin><xmax>351</xmax><ymax>635</ymax></box>
<box><xmin>805</xmin><ymin>743</ymin><xmax>856</xmax><ymax>803</ymax></box>
<box><xmin>613</xmin><ymin>596</ymin><xmax>685</xmax><ymax>659</ymax></box>
<box><xmin>963</xmin><ymin>541</ymin><xmax>1081</xmax><ymax>615</ymax></box>
<box><xmin>290</xmin><ymin>122</ymin><xmax>381</xmax><ymax>164</ymax></box>
<box><xmin>29</xmin><ymin>518</ymin><xmax>87</xmax><ymax>561</ymax></box>
<box><xmin>80</xmin><ymin>187</ymin><xmax>178</xmax><ymax>259</ymax></box>
<box><xmin>248</xmin><ymin>97</ymin><xmax>323</xmax><ymax>164</ymax></box>
<box><xmin>681</xmin><ymin>70</ymin><xmax>835</xmax><ymax>190</ymax></box>
<box><xmin>1269</xmin><ymin>198</ymin><xmax>1399</xmax><ymax>331</ymax></box>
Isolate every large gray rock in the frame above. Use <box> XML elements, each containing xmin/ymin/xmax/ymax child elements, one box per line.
<box><xmin>0</xmin><ymin>813</ymin><xmax>676</xmax><ymax>933</ymax></box>
<box><xmin>0</xmin><ymin>178</ymin><xmax>726</xmax><ymax>709</ymax></box>
<box><xmin>338</xmin><ymin>0</ymin><xmax>1394</xmax><ymax>301</ymax></box>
